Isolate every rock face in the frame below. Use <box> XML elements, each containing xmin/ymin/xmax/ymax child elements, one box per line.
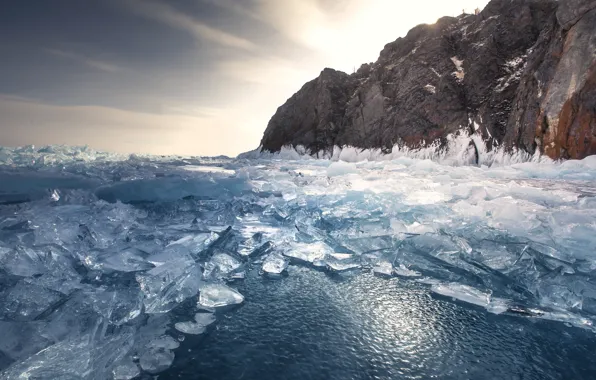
<box><xmin>260</xmin><ymin>0</ymin><xmax>596</xmax><ymax>160</ymax></box>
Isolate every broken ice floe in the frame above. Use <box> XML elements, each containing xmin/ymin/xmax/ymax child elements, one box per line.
<box><xmin>175</xmin><ymin>312</ymin><xmax>217</xmax><ymax>335</ymax></box>
<box><xmin>262</xmin><ymin>253</ymin><xmax>289</xmax><ymax>275</ymax></box>
<box><xmin>199</xmin><ymin>283</ymin><xmax>245</xmax><ymax>308</ymax></box>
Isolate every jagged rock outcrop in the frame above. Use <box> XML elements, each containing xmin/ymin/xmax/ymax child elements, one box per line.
<box><xmin>260</xmin><ymin>0</ymin><xmax>596</xmax><ymax>160</ymax></box>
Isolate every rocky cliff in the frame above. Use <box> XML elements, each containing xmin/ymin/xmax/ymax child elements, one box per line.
<box><xmin>259</xmin><ymin>0</ymin><xmax>596</xmax><ymax>160</ymax></box>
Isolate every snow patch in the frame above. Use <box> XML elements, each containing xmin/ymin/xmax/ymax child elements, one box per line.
<box><xmin>495</xmin><ymin>54</ymin><xmax>529</xmax><ymax>92</ymax></box>
<box><xmin>424</xmin><ymin>84</ymin><xmax>436</xmax><ymax>94</ymax></box>
<box><xmin>451</xmin><ymin>56</ymin><xmax>465</xmax><ymax>82</ymax></box>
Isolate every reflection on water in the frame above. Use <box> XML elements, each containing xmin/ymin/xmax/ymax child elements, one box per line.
<box><xmin>161</xmin><ymin>267</ymin><xmax>596</xmax><ymax>380</ymax></box>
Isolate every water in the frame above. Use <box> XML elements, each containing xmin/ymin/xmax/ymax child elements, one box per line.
<box><xmin>1</xmin><ymin>145</ymin><xmax>596</xmax><ymax>379</ymax></box>
<box><xmin>161</xmin><ymin>268</ymin><xmax>596</xmax><ymax>380</ymax></box>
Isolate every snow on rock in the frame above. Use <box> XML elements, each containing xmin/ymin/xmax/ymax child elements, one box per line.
<box><xmin>451</xmin><ymin>56</ymin><xmax>465</xmax><ymax>82</ymax></box>
<box><xmin>424</xmin><ymin>84</ymin><xmax>436</xmax><ymax>94</ymax></box>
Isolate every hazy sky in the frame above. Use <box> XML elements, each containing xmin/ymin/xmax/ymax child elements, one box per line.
<box><xmin>0</xmin><ymin>0</ymin><xmax>489</xmax><ymax>156</ymax></box>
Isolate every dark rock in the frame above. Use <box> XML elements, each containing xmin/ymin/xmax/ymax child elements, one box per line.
<box><xmin>260</xmin><ymin>0</ymin><xmax>596</xmax><ymax>160</ymax></box>
<box><xmin>556</xmin><ymin>0</ymin><xmax>596</xmax><ymax>30</ymax></box>
<box><xmin>507</xmin><ymin>4</ymin><xmax>596</xmax><ymax>159</ymax></box>
<box><xmin>260</xmin><ymin>68</ymin><xmax>358</xmax><ymax>155</ymax></box>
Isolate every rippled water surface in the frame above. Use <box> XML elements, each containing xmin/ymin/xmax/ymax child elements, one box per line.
<box><xmin>162</xmin><ymin>268</ymin><xmax>596</xmax><ymax>380</ymax></box>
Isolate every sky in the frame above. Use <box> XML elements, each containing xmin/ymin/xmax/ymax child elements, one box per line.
<box><xmin>0</xmin><ymin>0</ymin><xmax>489</xmax><ymax>157</ymax></box>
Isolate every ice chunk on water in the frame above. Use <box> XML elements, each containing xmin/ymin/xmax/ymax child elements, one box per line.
<box><xmin>230</xmin><ymin>271</ymin><xmax>246</xmax><ymax>280</ymax></box>
<box><xmin>139</xmin><ymin>347</ymin><xmax>175</xmax><ymax>375</ymax></box>
<box><xmin>112</xmin><ymin>360</ymin><xmax>140</xmax><ymax>380</ymax></box>
<box><xmin>0</xmin><ymin>330</ymin><xmax>134</xmax><ymax>380</ymax></box>
<box><xmin>432</xmin><ymin>283</ymin><xmax>491</xmax><ymax>307</ymax></box>
<box><xmin>87</xmin><ymin>287</ymin><xmax>143</xmax><ymax>325</ymax></box>
<box><xmin>169</xmin><ymin>232</ymin><xmax>219</xmax><ymax>256</ymax></box>
<box><xmin>431</xmin><ymin>282</ymin><xmax>510</xmax><ymax>314</ymax></box>
<box><xmin>373</xmin><ymin>261</ymin><xmax>394</xmax><ymax>276</ymax></box>
<box><xmin>262</xmin><ymin>254</ymin><xmax>289</xmax><ymax>275</ymax></box>
<box><xmin>175</xmin><ymin>312</ymin><xmax>216</xmax><ymax>335</ymax></box>
<box><xmin>136</xmin><ymin>334</ymin><xmax>179</xmax><ymax>374</ymax></box>
<box><xmin>284</xmin><ymin>241</ymin><xmax>333</xmax><ymax>264</ymax></box>
<box><xmin>148</xmin><ymin>334</ymin><xmax>180</xmax><ymax>350</ymax></box>
<box><xmin>247</xmin><ymin>241</ymin><xmax>275</xmax><ymax>259</ymax></box>
<box><xmin>324</xmin><ymin>254</ymin><xmax>361</xmax><ymax>272</ymax></box>
<box><xmin>90</xmin><ymin>328</ymin><xmax>136</xmax><ymax>378</ymax></box>
<box><xmin>0</xmin><ymin>338</ymin><xmax>93</xmax><ymax>379</ymax></box>
<box><xmin>0</xmin><ymin>321</ymin><xmax>51</xmax><ymax>362</ymax></box>
<box><xmin>20</xmin><ymin>249</ymin><xmax>81</xmax><ymax>295</ymax></box>
<box><xmin>148</xmin><ymin>244</ymin><xmax>192</xmax><ymax>267</ymax></box>
<box><xmin>486</xmin><ymin>297</ymin><xmax>511</xmax><ymax>315</ymax></box>
<box><xmin>0</xmin><ymin>247</ymin><xmax>47</xmax><ymax>277</ymax></box>
<box><xmin>342</xmin><ymin>235</ymin><xmax>397</xmax><ymax>254</ymax></box>
<box><xmin>203</xmin><ymin>251</ymin><xmax>243</xmax><ymax>279</ymax></box>
<box><xmin>99</xmin><ymin>247</ymin><xmax>154</xmax><ymax>273</ymax></box>
<box><xmin>136</xmin><ymin>256</ymin><xmax>202</xmax><ymax>313</ymax></box>
<box><xmin>0</xmin><ymin>282</ymin><xmax>63</xmax><ymax>321</ymax></box>
<box><xmin>537</xmin><ymin>309</ymin><xmax>594</xmax><ymax>330</ymax></box>
<box><xmin>42</xmin><ymin>295</ymin><xmax>104</xmax><ymax>343</ymax></box>
<box><xmin>199</xmin><ymin>283</ymin><xmax>244</xmax><ymax>308</ymax></box>
<box><xmin>393</xmin><ymin>264</ymin><xmax>422</xmax><ymax>278</ymax></box>
<box><xmin>205</xmin><ymin>226</ymin><xmax>244</xmax><ymax>254</ymax></box>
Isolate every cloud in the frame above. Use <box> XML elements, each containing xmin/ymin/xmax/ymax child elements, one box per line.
<box><xmin>44</xmin><ymin>48</ymin><xmax>124</xmax><ymax>73</ymax></box>
<box><xmin>217</xmin><ymin>56</ymin><xmax>316</xmax><ymax>86</ymax></box>
<box><xmin>200</xmin><ymin>0</ymin><xmax>262</xmax><ymax>21</ymax></box>
<box><xmin>253</xmin><ymin>0</ymin><xmax>329</xmax><ymax>50</ymax></box>
<box><xmin>123</xmin><ymin>0</ymin><xmax>256</xmax><ymax>51</ymax></box>
<box><xmin>0</xmin><ymin>97</ymin><xmax>257</xmax><ymax>156</ymax></box>
<box><xmin>249</xmin><ymin>0</ymin><xmax>491</xmax><ymax>71</ymax></box>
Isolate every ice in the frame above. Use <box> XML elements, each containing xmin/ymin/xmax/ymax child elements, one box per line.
<box><xmin>203</xmin><ymin>251</ymin><xmax>243</xmax><ymax>279</ymax></box>
<box><xmin>168</xmin><ymin>232</ymin><xmax>218</xmax><ymax>255</ymax></box>
<box><xmin>431</xmin><ymin>283</ymin><xmax>510</xmax><ymax>314</ymax></box>
<box><xmin>284</xmin><ymin>242</ymin><xmax>333</xmax><ymax>264</ymax></box>
<box><xmin>0</xmin><ymin>247</ymin><xmax>47</xmax><ymax>277</ymax></box>
<box><xmin>139</xmin><ymin>347</ymin><xmax>175</xmax><ymax>374</ymax></box>
<box><xmin>393</xmin><ymin>264</ymin><xmax>422</xmax><ymax>278</ymax></box>
<box><xmin>0</xmin><ymin>322</ymin><xmax>51</xmax><ymax>362</ymax></box>
<box><xmin>327</xmin><ymin>161</ymin><xmax>358</xmax><ymax>177</ymax></box>
<box><xmin>2</xmin><ymin>145</ymin><xmax>596</xmax><ymax>375</ymax></box>
<box><xmin>1</xmin><ymin>338</ymin><xmax>93</xmax><ymax>379</ymax></box>
<box><xmin>0</xmin><ymin>330</ymin><xmax>135</xmax><ymax>380</ymax></box>
<box><xmin>148</xmin><ymin>244</ymin><xmax>192</xmax><ymax>266</ymax></box>
<box><xmin>373</xmin><ymin>261</ymin><xmax>394</xmax><ymax>276</ymax></box>
<box><xmin>135</xmin><ymin>331</ymin><xmax>179</xmax><ymax>374</ymax></box>
<box><xmin>0</xmin><ymin>282</ymin><xmax>64</xmax><ymax>321</ymax></box>
<box><xmin>262</xmin><ymin>254</ymin><xmax>289</xmax><ymax>275</ymax></box>
<box><xmin>175</xmin><ymin>312</ymin><xmax>217</xmax><ymax>335</ymax></box>
<box><xmin>87</xmin><ymin>287</ymin><xmax>143</xmax><ymax>325</ymax></box>
<box><xmin>199</xmin><ymin>283</ymin><xmax>244</xmax><ymax>308</ymax></box>
<box><xmin>136</xmin><ymin>256</ymin><xmax>202</xmax><ymax>313</ymax></box>
<box><xmin>99</xmin><ymin>247</ymin><xmax>154</xmax><ymax>273</ymax></box>
<box><xmin>324</xmin><ymin>254</ymin><xmax>361</xmax><ymax>272</ymax></box>
<box><xmin>112</xmin><ymin>360</ymin><xmax>140</xmax><ymax>380</ymax></box>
